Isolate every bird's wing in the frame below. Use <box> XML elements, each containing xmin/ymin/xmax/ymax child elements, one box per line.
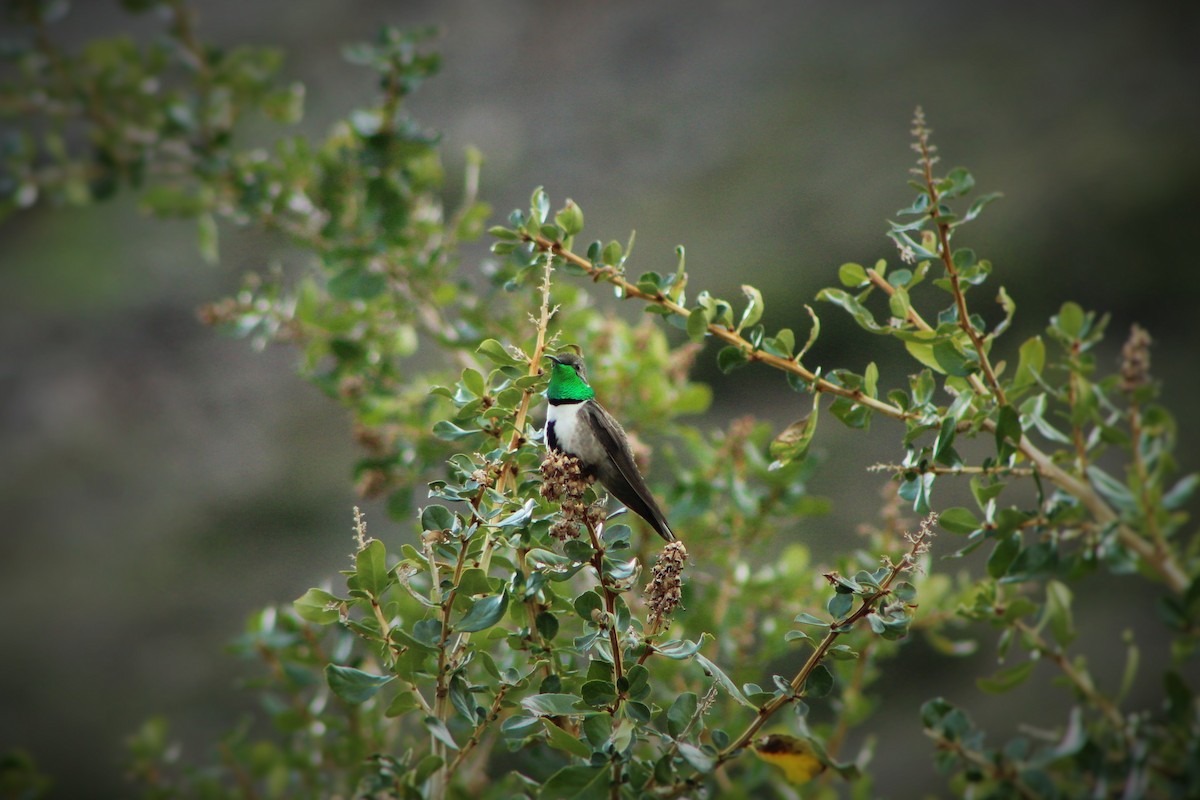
<box><xmin>581</xmin><ymin>400</ymin><xmax>675</xmax><ymax>541</ymax></box>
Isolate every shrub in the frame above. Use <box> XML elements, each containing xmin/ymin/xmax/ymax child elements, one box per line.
<box><xmin>3</xmin><ymin>3</ymin><xmax>1197</xmax><ymax>798</ymax></box>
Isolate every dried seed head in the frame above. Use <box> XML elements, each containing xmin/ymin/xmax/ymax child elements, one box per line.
<box><xmin>646</xmin><ymin>541</ymin><xmax>688</xmax><ymax>628</ymax></box>
<box><xmin>1119</xmin><ymin>324</ymin><xmax>1152</xmax><ymax>393</ymax></box>
<box><xmin>540</xmin><ymin>450</ymin><xmax>592</xmax><ymax>505</ymax></box>
<box><xmin>550</xmin><ymin>520</ymin><xmax>580</xmax><ymax>542</ymax></box>
<box><xmin>585</xmin><ymin>500</ymin><xmax>608</xmax><ymax>529</ymax></box>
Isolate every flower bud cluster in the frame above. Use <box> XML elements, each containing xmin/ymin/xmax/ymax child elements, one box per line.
<box><xmin>1120</xmin><ymin>324</ymin><xmax>1152</xmax><ymax>393</ymax></box>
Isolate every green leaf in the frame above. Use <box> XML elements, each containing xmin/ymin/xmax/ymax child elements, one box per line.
<box><xmin>536</xmin><ymin>610</ymin><xmax>559</xmax><ymax>641</ymax></box>
<box><xmin>421</xmin><ymin>504</ymin><xmax>455</xmax><ymax>532</ymax></box>
<box><xmin>716</xmin><ymin>346</ymin><xmax>749</xmax><ymax>374</ymax></box>
<box><xmin>977</xmin><ymin>660</ymin><xmax>1035</xmax><ymax>693</ymax></box>
<box><xmin>636</xmin><ymin>271</ymin><xmax>663</xmax><ymax>294</ymax></box>
<box><xmin>888</xmin><ymin>285</ymin><xmax>912</xmax><ymax>320</ymax></box>
<box><xmin>905</xmin><ymin>337</ymin><xmax>972</xmax><ymax>377</ymax></box>
<box><xmin>555</xmin><ymin>199</ymin><xmax>584</xmax><ymax>237</ymax></box>
<box><xmin>1021</xmin><ymin>393</ymin><xmax>1072</xmax><ymax>444</ymax></box>
<box><xmin>736</xmin><ymin>284</ymin><xmax>764</xmax><ymax>332</ymax></box>
<box><xmin>827</xmin><ymin>644</ymin><xmax>860</xmax><ymax>660</ymax></box>
<box><xmin>579</xmin><ymin>712</ymin><xmax>611</xmax><ymax>751</ymax></box>
<box><xmin>294</xmin><ymin>588</ymin><xmax>340</xmax><ymax>625</ymax></box>
<box><xmin>580</xmin><ymin>680</ymin><xmax>617</xmax><ymax>708</ymax></box>
<box><xmin>804</xmin><ymin>664</ymin><xmax>834</xmax><ymax>697</ymax></box>
<box><xmin>356</xmin><ymin>539</ymin><xmax>390</xmax><ymax>597</ymax></box>
<box><xmin>433</xmin><ymin>420</ymin><xmax>482</xmax><ymax>441</ymax></box>
<box><xmin>933</xmin><ymin>416</ymin><xmax>959</xmax><ymax>465</ymax></box>
<box><xmin>476</xmin><ymin>338</ymin><xmax>521</xmax><ymax>367</ymax></box>
<box><xmin>694</xmin><ymin>652</ymin><xmax>753</xmax><ymax>707</ymax></box>
<box><xmin>1085</xmin><ymin>466</ymin><xmax>1137</xmax><ymax>513</ymax></box>
<box><xmin>540</xmin><ymin>765</ymin><xmax>610</xmax><ymax>800</ymax></box>
<box><xmin>994</xmin><ymin>404</ymin><xmax>1023</xmax><ymax>452</ymax></box>
<box><xmin>863</xmin><ymin>361</ymin><xmax>879</xmax><ymax>399</ymax></box>
<box><xmin>764</xmin><ymin>327</ymin><xmax>795</xmax><ymax>358</ymax></box>
<box><xmin>941</xmin><ymin>167</ymin><xmax>975</xmax><ymax>198</ymax></box>
<box><xmin>573</xmin><ymin>590</ymin><xmax>604</xmax><ymax>623</ymax></box>
<box><xmin>796</xmin><ymin>304</ymin><xmax>821</xmax><ymax>362</ymax></box>
<box><xmin>530</xmin><ymin>186</ymin><xmax>550</xmax><ymax>224</ymax></box>
<box><xmin>816</xmin><ymin>288</ymin><xmax>885</xmax><ymax>333</ymax></box>
<box><xmin>1163</xmin><ymin>473</ymin><xmax>1200</xmax><ymax>510</ymax></box>
<box><xmin>1041</xmin><ymin>580</ymin><xmax>1075</xmax><ymax>646</ymax></box>
<box><xmin>827</xmin><ymin>592</ymin><xmax>853</xmax><ymax>619</ymax></box>
<box><xmin>838</xmin><ymin>262</ymin><xmax>869</xmax><ymax>287</ymax></box>
<box><xmin>1052</xmin><ymin>302</ymin><xmax>1085</xmax><ymax>340</ymax></box>
<box><xmin>987</xmin><ymin>532</ymin><xmax>1021</xmax><ymax>579</ymax></box>
<box><xmin>677</xmin><ymin>742</ymin><xmax>715</xmax><ymax>773</ymax></box>
<box><xmin>898</xmin><ymin>471</ymin><xmax>934</xmax><ymax>514</ymax></box>
<box><xmin>667</xmin><ymin>692</ymin><xmax>698</xmax><ymax>738</ymax></box>
<box><xmin>325</xmin><ymin>664</ymin><xmax>395</xmax><ymax>704</ymax></box>
<box><xmin>686</xmin><ymin>306</ymin><xmax>709</xmax><ymax>343</ymax></box>
<box><xmin>461</xmin><ymin>368</ymin><xmax>486</xmax><ymax>397</ymax></box>
<box><xmin>521</xmin><ymin>693</ymin><xmax>582</xmax><ymax>717</ymax></box>
<box><xmin>601</xmin><ymin>240</ymin><xmax>622</xmax><ymax>267</ymax></box>
<box><xmin>963</xmin><ymin>191</ymin><xmax>1003</xmax><ymax>223</ymax></box>
<box><xmin>423</xmin><ymin>715</ymin><xmax>460</xmax><ymax>750</ymax></box>
<box><xmin>456</xmin><ymin>591</ymin><xmax>508</xmax><ymax>633</ymax></box>
<box><xmin>1012</xmin><ymin>336</ymin><xmax>1045</xmax><ymax>392</ymax></box>
<box><xmin>488</xmin><ymin>224</ymin><xmax>519</xmax><ymax>241</ymax></box>
<box><xmin>768</xmin><ymin>393</ymin><xmax>820</xmax><ymax>471</ymax></box>
<box><xmin>624</xmin><ymin>664</ymin><xmax>649</xmax><ymax>699</ymax></box>
<box><xmin>541</xmin><ymin>719</ymin><xmax>593</xmax><ymax>758</ymax></box>
<box><xmin>385</xmin><ymin>690</ymin><xmax>418</xmax><ymax>718</ymax></box>
<box><xmin>653</xmin><ymin>639</ymin><xmax>704</xmax><ymax>659</ymax></box>
<box><xmin>893</xmin><ymin>581</ymin><xmax>918</xmax><ymax>604</ymax></box>
<box><xmin>939</xmin><ymin>507</ymin><xmax>980</xmax><ymax>535</ymax></box>
<box><xmin>495</xmin><ymin>499</ymin><xmax>535</xmax><ymax>529</ymax></box>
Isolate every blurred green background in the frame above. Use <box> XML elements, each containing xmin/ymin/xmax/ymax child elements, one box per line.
<box><xmin>2</xmin><ymin>1</ymin><xmax>1198</xmax><ymax>797</ymax></box>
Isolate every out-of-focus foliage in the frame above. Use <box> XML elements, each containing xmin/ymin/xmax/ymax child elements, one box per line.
<box><xmin>2</xmin><ymin>2</ymin><xmax>1197</xmax><ymax>798</ymax></box>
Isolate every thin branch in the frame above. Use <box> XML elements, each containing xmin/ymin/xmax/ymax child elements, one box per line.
<box><xmin>446</xmin><ymin>683</ymin><xmax>512</xmax><ymax>773</ymax></box>
<box><xmin>926</xmin><ymin>730</ymin><xmax>1041</xmax><ymax>800</ymax></box>
<box><xmin>537</xmin><ymin>233</ymin><xmax>1187</xmax><ymax>593</ymax></box>
<box><xmin>911</xmin><ymin>113</ymin><xmax>1007</xmax><ymax>405</ymax></box>
<box><xmin>861</xmin><ymin>266</ymin><xmax>1186</xmax><ymax>591</ymax></box>
<box><xmin>708</xmin><ymin>518</ymin><xmax>932</xmax><ymax>783</ymax></box>
<box><xmin>868</xmin><ymin>461</ymin><xmax>1036</xmax><ymax>477</ymax></box>
<box><xmin>1013</xmin><ymin>620</ymin><xmax>1132</xmax><ymax>749</ymax></box>
<box><xmin>585</xmin><ymin>519</ymin><xmax>625</xmax><ymax>693</ymax></box>
<box><xmin>527</xmin><ymin>233</ymin><xmax>914</xmax><ymax>420</ymax></box>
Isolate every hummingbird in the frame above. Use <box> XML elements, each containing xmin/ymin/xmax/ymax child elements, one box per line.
<box><xmin>543</xmin><ymin>352</ymin><xmax>676</xmax><ymax>542</ymax></box>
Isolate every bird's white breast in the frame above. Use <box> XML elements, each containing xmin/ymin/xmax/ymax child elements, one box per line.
<box><xmin>546</xmin><ymin>401</ymin><xmax>587</xmax><ymax>454</ymax></box>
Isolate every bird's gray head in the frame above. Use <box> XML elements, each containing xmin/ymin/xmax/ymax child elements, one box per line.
<box><xmin>545</xmin><ymin>351</ymin><xmax>588</xmax><ymax>383</ymax></box>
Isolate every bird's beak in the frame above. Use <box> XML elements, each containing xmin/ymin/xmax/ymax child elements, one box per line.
<box><xmin>543</xmin><ymin>354</ymin><xmax>561</xmax><ymax>364</ymax></box>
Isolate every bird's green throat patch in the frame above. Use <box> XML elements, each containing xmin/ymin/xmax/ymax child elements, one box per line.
<box><xmin>546</xmin><ymin>360</ymin><xmax>596</xmax><ymax>402</ymax></box>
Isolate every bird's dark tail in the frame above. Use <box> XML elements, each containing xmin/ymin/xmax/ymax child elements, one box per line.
<box><xmin>608</xmin><ymin>482</ymin><xmax>675</xmax><ymax>542</ymax></box>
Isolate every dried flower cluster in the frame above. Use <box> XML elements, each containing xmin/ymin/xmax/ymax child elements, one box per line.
<box><xmin>540</xmin><ymin>450</ymin><xmax>597</xmax><ymax>540</ymax></box>
<box><xmin>646</xmin><ymin>540</ymin><xmax>688</xmax><ymax>628</ymax></box>
<box><xmin>900</xmin><ymin>512</ymin><xmax>936</xmax><ymax>571</ymax></box>
<box><xmin>1119</xmin><ymin>324</ymin><xmax>1152</xmax><ymax>393</ymax></box>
